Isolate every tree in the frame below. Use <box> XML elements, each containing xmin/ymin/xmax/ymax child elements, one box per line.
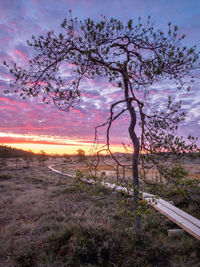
<box><xmin>37</xmin><ymin>150</ymin><xmax>48</xmax><ymax>166</ymax></box>
<box><xmin>24</xmin><ymin>149</ymin><xmax>34</xmax><ymax>168</ymax></box>
<box><xmin>5</xmin><ymin>13</ymin><xmax>199</xmax><ymax>232</ymax></box>
<box><xmin>77</xmin><ymin>149</ymin><xmax>87</xmax><ymax>162</ymax></box>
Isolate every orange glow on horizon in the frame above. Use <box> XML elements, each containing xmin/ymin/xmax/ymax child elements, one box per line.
<box><xmin>0</xmin><ymin>132</ymin><xmax>126</xmax><ymax>155</ymax></box>
<box><xmin>2</xmin><ymin>143</ymin><xmax>126</xmax><ymax>155</ymax></box>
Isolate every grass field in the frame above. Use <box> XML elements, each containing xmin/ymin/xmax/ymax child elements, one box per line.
<box><xmin>0</xmin><ymin>157</ymin><xmax>200</xmax><ymax>266</ymax></box>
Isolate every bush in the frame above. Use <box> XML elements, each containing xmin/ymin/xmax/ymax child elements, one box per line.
<box><xmin>72</xmin><ymin>227</ymin><xmax>121</xmax><ymax>265</ymax></box>
<box><xmin>44</xmin><ymin>225</ymin><xmax>121</xmax><ymax>266</ymax></box>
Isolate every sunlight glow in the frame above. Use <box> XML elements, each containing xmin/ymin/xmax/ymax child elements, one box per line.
<box><xmin>0</xmin><ymin>132</ymin><xmax>125</xmax><ymax>155</ymax></box>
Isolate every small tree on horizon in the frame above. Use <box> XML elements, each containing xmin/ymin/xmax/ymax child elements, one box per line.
<box><xmin>77</xmin><ymin>149</ymin><xmax>87</xmax><ymax>162</ymax></box>
<box><xmin>4</xmin><ymin>13</ymin><xmax>200</xmax><ymax>232</ymax></box>
<box><xmin>37</xmin><ymin>150</ymin><xmax>48</xmax><ymax>166</ymax></box>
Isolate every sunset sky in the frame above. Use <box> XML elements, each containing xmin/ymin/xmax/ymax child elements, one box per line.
<box><xmin>0</xmin><ymin>0</ymin><xmax>200</xmax><ymax>155</ymax></box>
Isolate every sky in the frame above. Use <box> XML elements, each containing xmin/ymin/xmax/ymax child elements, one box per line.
<box><xmin>0</xmin><ymin>0</ymin><xmax>200</xmax><ymax>155</ymax></box>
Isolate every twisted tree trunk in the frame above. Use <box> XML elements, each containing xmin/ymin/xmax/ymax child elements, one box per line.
<box><xmin>124</xmin><ymin>76</ymin><xmax>141</xmax><ymax>233</ymax></box>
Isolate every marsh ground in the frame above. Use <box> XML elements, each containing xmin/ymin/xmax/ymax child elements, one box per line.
<box><xmin>0</xmin><ymin>157</ymin><xmax>200</xmax><ymax>266</ymax></box>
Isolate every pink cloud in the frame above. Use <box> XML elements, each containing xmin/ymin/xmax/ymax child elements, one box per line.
<box><xmin>0</xmin><ymin>0</ymin><xmax>199</xmax><ymax>149</ymax></box>
<box><xmin>0</xmin><ymin>105</ymin><xmax>16</xmax><ymax>111</ymax></box>
<box><xmin>71</xmin><ymin>108</ymin><xmax>84</xmax><ymax>117</ymax></box>
<box><xmin>0</xmin><ymin>24</ymin><xmax>14</xmax><ymax>34</ymax></box>
<box><xmin>82</xmin><ymin>92</ymin><xmax>99</xmax><ymax>98</ymax></box>
<box><xmin>13</xmin><ymin>49</ymin><xmax>28</xmax><ymax>61</ymax></box>
<box><xmin>0</xmin><ymin>97</ymin><xmax>28</xmax><ymax>109</ymax></box>
<box><xmin>0</xmin><ymin>97</ymin><xmax>9</xmax><ymax>102</ymax></box>
<box><xmin>0</xmin><ymin>136</ymin><xmax>71</xmax><ymax>146</ymax></box>
<box><xmin>28</xmin><ymin>81</ymin><xmax>48</xmax><ymax>86</ymax></box>
<box><xmin>0</xmin><ymin>126</ymin><xmax>60</xmax><ymax>130</ymax></box>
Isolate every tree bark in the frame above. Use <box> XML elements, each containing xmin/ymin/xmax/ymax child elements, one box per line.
<box><xmin>123</xmin><ymin>76</ymin><xmax>141</xmax><ymax>233</ymax></box>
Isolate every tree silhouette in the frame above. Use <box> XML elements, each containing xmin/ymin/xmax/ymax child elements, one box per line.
<box><xmin>5</xmin><ymin>13</ymin><xmax>200</xmax><ymax>232</ymax></box>
<box><xmin>77</xmin><ymin>149</ymin><xmax>87</xmax><ymax>162</ymax></box>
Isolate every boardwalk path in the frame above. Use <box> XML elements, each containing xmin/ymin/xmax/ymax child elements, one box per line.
<box><xmin>49</xmin><ymin>165</ymin><xmax>200</xmax><ymax>240</ymax></box>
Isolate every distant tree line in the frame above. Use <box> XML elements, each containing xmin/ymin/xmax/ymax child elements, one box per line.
<box><xmin>0</xmin><ymin>145</ymin><xmax>35</xmax><ymax>158</ymax></box>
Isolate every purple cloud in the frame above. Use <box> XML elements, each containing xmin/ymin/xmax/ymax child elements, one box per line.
<box><xmin>0</xmin><ymin>0</ymin><xmax>199</xmax><ymax>152</ymax></box>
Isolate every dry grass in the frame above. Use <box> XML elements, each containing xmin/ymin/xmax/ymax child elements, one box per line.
<box><xmin>0</xmin><ymin>157</ymin><xmax>199</xmax><ymax>266</ymax></box>
<box><xmin>56</xmin><ymin>156</ymin><xmax>200</xmax><ymax>181</ymax></box>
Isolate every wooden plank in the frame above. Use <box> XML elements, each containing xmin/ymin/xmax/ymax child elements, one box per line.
<box><xmin>99</xmin><ymin>183</ymin><xmax>200</xmax><ymax>240</ymax></box>
<box><xmin>91</xmin><ymin>181</ymin><xmax>200</xmax><ymax>239</ymax></box>
<box><xmin>151</xmin><ymin>200</ymin><xmax>200</xmax><ymax>240</ymax></box>
<box><xmin>158</xmin><ymin>198</ymin><xmax>200</xmax><ymax>229</ymax></box>
<box><xmin>142</xmin><ymin>194</ymin><xmax>200</xmax><ymax>229</ymax></box>
<box><xmin>168</xmin><ymin>229</ymin><xmax>185</xmax><ymax>237</ymax></box>
<box><xmin>49</xmin><ymin>165</ymin><xmax>72</xmax><ymax>176</ymax></box>
<box><xmin>48</xmin><ymin>165</ymin><xmax>200</xmax><ymax>240</ymax></box>
<box><xmin>49</xmin><ymin>166</ymin><xmax>63</xmax><ymax>174</ymax></box>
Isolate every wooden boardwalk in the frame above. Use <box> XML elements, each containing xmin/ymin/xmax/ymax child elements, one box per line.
<box><xmin>49</xmin><ymin>165</ymin><xmax>200</xmax><ymax>240</ymax></box>
<box><xmin>142</xmin><ymin>192</ymin><xmax>200</xmax><ymax>240</ymax></box>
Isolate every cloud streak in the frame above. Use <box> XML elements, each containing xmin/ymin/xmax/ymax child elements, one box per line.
<box><xmin>0</xmin><ymin>0</ymin><xmax>199</xmax><ymax>153</ymax></box>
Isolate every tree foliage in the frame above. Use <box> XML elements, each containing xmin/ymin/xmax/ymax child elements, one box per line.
<box><xmin>4</xmin><ymin>15</ymin><xmax>199</xmax><ymax>109</ymax></box>
<box><xmin>77</xmin><ymin>149</ymin><xmax>87</xmax><ymax>162</ymax></box>
<box><xmin>5</xmin><ymin>13</ymin><xmax>200</xmax><ymax>232</ymax></box>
